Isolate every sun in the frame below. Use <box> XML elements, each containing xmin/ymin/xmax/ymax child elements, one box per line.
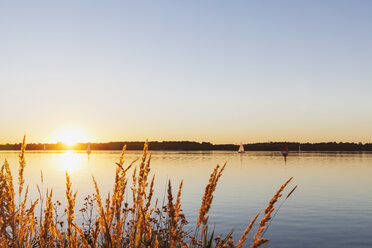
<box><xmin>54</xmin><ymin>128</ymin><xmax>88</xmax><ymax>146</ymax></box>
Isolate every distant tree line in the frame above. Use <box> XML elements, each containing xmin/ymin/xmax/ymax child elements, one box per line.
<box><xmin>1</xmin><ymin>141</ymin><xmax>372</xmax><ymax>151</ymax></box>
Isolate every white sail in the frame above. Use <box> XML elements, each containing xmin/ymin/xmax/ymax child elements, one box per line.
<box><xmin>238</xmin><ymin>143</ymin><xmax>245</xmax><ymax>153</ymax></box>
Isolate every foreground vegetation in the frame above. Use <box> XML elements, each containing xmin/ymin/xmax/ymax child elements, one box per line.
<box><xmin>0</xmin><ymin>136</ymin><xmax>296</xmax><ymax>247</ymax></box>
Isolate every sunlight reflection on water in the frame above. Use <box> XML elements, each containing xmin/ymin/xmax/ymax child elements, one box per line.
<box><xmin>57</xmin><ymin>150</ymin><xmax>84</xmax><ymax>173</ymax></box>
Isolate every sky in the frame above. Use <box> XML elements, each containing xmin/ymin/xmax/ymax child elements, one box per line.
<box><xmin>1</xmin><ymin>0</ymin><xmax>372</xmax><ymax>144</ymax></box>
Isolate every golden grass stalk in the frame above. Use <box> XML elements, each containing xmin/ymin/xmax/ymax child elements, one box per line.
<box><xmin>197</xmin><ymin>163</ymin><xmax>226</xmax><ymax>233</ymax></box>
<box><xmin>167</xmin><ymin>180</ymin><xmax>184</xmax><ymax>247</ymax></box>
<box><xmin>92</xmin><ymin>175</ymin><xmax>113</xmax><ymax>246</ymax></box>
<box><xmin>24</xmin><ymin>199</ymin><xmax>39</xmax><ymax>247</ymax></box>
<box><xmin>131</xmin><ymin>140</ymin><xmax>155</xmax><ymax>247</ymax></box>
<box><xmin>112</xmin><ymin>163</ymin><xmax>133</xmax><ymax>245</ymax></box>
<box><xmin>236</xmin><ymin>212</ymin><xmax>260</xmax><ymax>248</ymax></box>
<box><xmin>119</xmin><ymin>144</ymin><xmax>126</xmax><ymax>167</ymax></box>
<box><xmin>40</xmin><ymin>189</ymin><xmax>55</xmax><ymax>247</ymax></box>
<box><xmin>175</xmin><ymin>180</ymin><xmax>183</xmax><ymax>218</ymax></box>
<box><xmin>1</xmin><ymin>159</ymin><xmax>17</xmax><ymax>245</ymax></box>
<box><xmin>74</xmin><ymin>223</ymin><xmax>90</xmax><ymax>247</ymax></box>
<box><xmin>167</xmin><ymin>180</ymin><xmax>177</xmax><ymax>246</ymax></box>
<box><xmin>286</xmin><ymin>185</ymin><xmax>298</xmax><ymax>199</ymax></box>
<box><xmin>17</xmin><ymin>185</ymin><xmax>30</xmax><ymax>246</ymax></box>
<box><xmin>144</xmin><ymin>174</ymin><xmax>155</xmax><ymax>212</ymax></box>
<box><xmin>251</xmin><ymin>177</ymin><xmax>293</xmax><ymax>248</ymax></box>
<box><xmin>112</xmin><ymin>145</ymin><xmax>136</xmax><ymax>238</ymax></box>
<box><xmin>18</xmin><ymin>135</ymin><xmax>26</xmax><ymax>199</ymax></box>
<box><xmin>3</xmin><ymin>159</ymin><xmax>15</xmax><ymax>212</ymax></box>
<box><xmin>111</xmin><ymin>163</ymin><xmax>126</xmax><ymax>245</ymax></box>
<box><xmin>65</xmin><ymin>171</ymin><xmax>78</xmax><ymax>246</ymax></box>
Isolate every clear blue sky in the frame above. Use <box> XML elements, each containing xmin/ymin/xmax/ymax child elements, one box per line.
<box><xmin>1</xmin><ymin>1</ymin><xmax>371</xmax><ymax>143</ymax></box>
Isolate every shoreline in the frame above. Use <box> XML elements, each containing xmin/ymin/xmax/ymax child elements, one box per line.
<box><xmin>1</xmin><ymin>141</ymin><xmax>372</xmax><ymax>152</ymax></box>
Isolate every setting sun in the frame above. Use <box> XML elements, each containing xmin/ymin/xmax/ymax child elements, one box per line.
<box><xmin>53</xmin><ymin>128</ymin><xmax>88</xmax><ymax>146</ymax></box>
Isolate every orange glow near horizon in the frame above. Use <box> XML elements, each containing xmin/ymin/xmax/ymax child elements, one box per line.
<box><xmin>52</xmin><ymin>128</ymin><xmax>89</xmax><ymax>146</ymax></box>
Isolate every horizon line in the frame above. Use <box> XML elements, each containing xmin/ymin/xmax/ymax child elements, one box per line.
<box><xmin>1</xmin><ymin>140</ymin><xmax>371</xmax><ymax>146</ymax></box>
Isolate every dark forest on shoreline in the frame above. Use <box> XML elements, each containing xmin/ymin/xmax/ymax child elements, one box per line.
<box><xmin>1</xmin><ymin>141</ymin><xmax>372</xmax><ymax>151</ymax></box>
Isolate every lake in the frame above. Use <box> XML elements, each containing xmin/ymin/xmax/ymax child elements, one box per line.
<box><xmin>2</xmin><ymin>150</ymin><xmax>372</xmax><ymax>247</ymax></box>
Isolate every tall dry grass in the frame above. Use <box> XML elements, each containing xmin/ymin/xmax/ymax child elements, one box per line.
<box><xmin>0</xmin><ymin>136</ymin><xmax>297</xmax><ymax>247</ymax></box>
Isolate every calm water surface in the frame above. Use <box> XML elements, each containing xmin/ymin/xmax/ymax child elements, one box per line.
<box><xmin>2</xmin><ymin>150</ymin><xmax>372</xmax><ymax>248</ymax></box>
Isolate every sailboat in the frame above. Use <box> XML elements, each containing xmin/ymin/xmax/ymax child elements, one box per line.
<box><xmin>281</xmin><ymin>143</ymin><xmax>289</xmax><ymax>157</ymax></box>
<box><xmin>43</xmin><ymin>144</ymin><xmax>46</xmax><ymax>151</ymax></box>
<box><xmin>238</xmin><ymin>143</ymin><xmax>245</xmax><ymax>154</ymax></box>
<box><xmin>86</xmin><ymin>144</ymin><xmax>91</xmax><ymax>155</ymax></box>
